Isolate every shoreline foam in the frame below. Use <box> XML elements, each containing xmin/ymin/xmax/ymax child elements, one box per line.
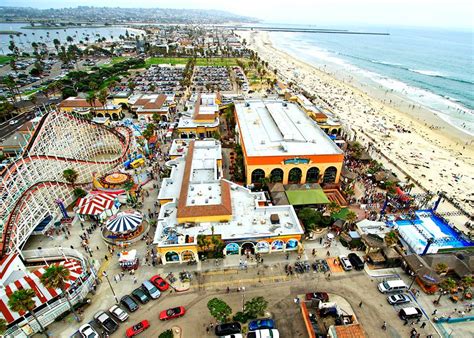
<box><xmin>238</xmin><ymin>30</ymin><xmax>474</xmax><ymax>223</ymax></box>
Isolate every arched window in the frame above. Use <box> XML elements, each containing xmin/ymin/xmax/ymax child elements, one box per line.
<box><xmin>270</xmin><ymin>168</ymin><xmax>284</xmax><ymax>182</ymax></box>
<box><xmin>288</xmin><ymin>168</ymin><xmax>302</xmax><ymax>184</ymax></box>
<box><xmin>323</xmin><ymin>166</ymin><xmax>337</xmax><ymax>183</ymax></box>
<box><xmin>306</xmin><ymin>167</ymin><xmax>320</xmax><ymax>183</ymax></box>
<box><xmin>251</xmin><ymin>169</ymin><xmax>265</xmax><ymax>183</ymax></box>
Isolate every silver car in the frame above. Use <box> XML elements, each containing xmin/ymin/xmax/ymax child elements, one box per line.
<box><xmin>339</xmin><ymin>256</ymin><xmax>353</xmax><ymax>271</ymax></box>
<box><xmin>387</xmin><ymin>293</ymin><xmax>411</xmax><ymax>305</ymax></box>
<box><xmin>109</xmin><ymin>304</ymin><xmax>129</xmax><ymax>322</ymax></box>
<box><xmin>79</xmin><ymin>323</ymin><xmax>99</xmax><ymax>338</ymax></box>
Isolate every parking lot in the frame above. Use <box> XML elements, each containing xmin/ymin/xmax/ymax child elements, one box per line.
<box><xmin>192</xmin><ymin>66</ymin><xmax>232</xmax><ymax>92</ymax></box>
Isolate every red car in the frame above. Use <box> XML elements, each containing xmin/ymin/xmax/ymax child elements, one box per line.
<box><xmin>150</xmin><ymin>275</ymin><xmax>170</xmax><ymax>291</ymax></box>
<box><xmin>159</xmin><ymin>306</ymin><xmax>186</xmax><ymax>320</ymax></box>
<box><xmin>126</xmin><ymin>320</ymin><xmax>150</xmax><ymax>337</ymax></box>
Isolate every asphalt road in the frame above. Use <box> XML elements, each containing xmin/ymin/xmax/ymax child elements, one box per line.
<box><xmin>0</xmin><ymin>111</ymin><xmax>36</xmax><ymax>140</ymax></box>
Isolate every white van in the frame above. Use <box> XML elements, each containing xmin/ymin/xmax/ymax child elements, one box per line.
<box><xmin>247</xmin><ymin>329</ymin><xmax>280</xmax><ymax>338</ymax></box>
<box><xmin>378</xmin><ymin>279</ymin><xmax>408</xmax><ymax>293</ymax></box>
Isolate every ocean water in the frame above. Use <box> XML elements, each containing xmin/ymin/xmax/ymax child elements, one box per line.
<box><xmin>0</xmin><ymin>23</ymin><xmax>143</xmax><ymax>53</ymax></box>
<box><xmin>269</xmin><ymin>26</ymin><xmax>474</xmax><ymax>135</ymax></box>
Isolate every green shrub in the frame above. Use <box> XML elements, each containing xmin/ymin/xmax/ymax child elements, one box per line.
<box><xmin>233</xmin><ymin>311</ymin><xmax>248</xmax><ymax>323</ymax></box>
<box><xmin>158</xmin><ymin>329</ymin><xmax>173</xmax><ymax>338</ymax></box>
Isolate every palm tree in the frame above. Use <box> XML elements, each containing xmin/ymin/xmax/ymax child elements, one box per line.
<box><xmin>86</xmin><ymin>91</ymin><xmax>97</xmax><ymax>115</ymax></box>
<box><xmin>8</xmin><ymin>289</ymin><xmax>46</xmax><ymax>333</ymax></box>
<box><xmin>384</xmin><ymin>230</ymin><xmax>398</xmax><ymax>247</ymax></box>
<box><xmin>98</xmin><ymin>88</ymin><xmax>109</xmax><ymax>117</ymax></box>
<box><xmin>63</xmin><ymin>168</ymin><xmax>79</xmax><ymax>186</ymax></box>
<box><xmin>345</xmin><ymin>211</ymin><xmax>358</xmax><ymax>229</ymax></box>
<box><xmin>461</xmin><ymin>276</ymin><xmax>473</xmax><ymax>288</ymax></box>
<box><xmin>435</xmin><ymin>263</ymin><xmax>449</xmax><ymax>275</ymax></box>
<box><xmin>40</xmin><ymin>265</ymin><xmax>80</xmax><ymax>322</ymax></box>
<box><xmin>0</xmin><ymin>318</ymin><xmax>8</xmax><ymax>335</ymax></box>
<box><xmin>327</xmin><ymin>201</ymin><xmax>341</xmax><ymax>217</ymax></box>
<box><xmin>123</xmin><ymin>180</ymin><xmax>135</xmax><ymax>204</ymax></box>
<box><xmin>440</xmin><ymin>277</ymin><xmax>457</xmax><ymax>291</ymax></box>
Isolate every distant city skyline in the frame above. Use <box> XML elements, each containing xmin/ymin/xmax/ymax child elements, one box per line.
<box><xmin>1</xmin><ymin>0</ymin><xmax>473</xmax><ymax>29</ymax></box>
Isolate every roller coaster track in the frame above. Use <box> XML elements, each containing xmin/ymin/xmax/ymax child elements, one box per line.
<box><xmin>0</xmin><ymin>111</ymin><xmax>132</xmax><ymax>256</ymax></box>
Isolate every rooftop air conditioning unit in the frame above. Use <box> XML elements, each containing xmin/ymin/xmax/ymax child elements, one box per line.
<box><xmin>260</xmin><ymin>140</ymin><xmax>265</xmax><ymax>145</ymax></box>
<box><xmin>282</xmin><ymin>102</ymin><xmax>287</xmax><ymax>107</ymax></box>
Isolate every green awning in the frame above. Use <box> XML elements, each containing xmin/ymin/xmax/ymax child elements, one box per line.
<box><xmin>285</xmin><ymin>189</ymin><xmax>330</xmax><ymax>205</ymax></box>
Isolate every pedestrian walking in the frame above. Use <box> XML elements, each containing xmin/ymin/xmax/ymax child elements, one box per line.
<box><xmin>326</xmin><ymin>250</ymin><xmax>330</xmax><ymax>257</ymax></box>
<box><xmin>382</xmin><ymin>321</ymin><xmax>387</xmax><ymax>330</ymax></box>
<box><xmin>133</xmin><ymin>276</ymin><xmax>137</xmax><ymax>284</ymax></box>
<box><xmin>420</xmin><ymin>322</ymin><xmax>426</xmax><ymax>329</ymax></box>
<box><xmin>359</xmin><ymin>301</ymin><xmax>363</xmax><ymax>308</ymax></box>
<box><xmin>104</xmin><ymin>255</ymin><xmax>108</xmax><ymax>261</ymax></box>
<box><xmin>432</xmin><ymin>309</ymin><xmax>437</xmax><ymax>315</ymax></box>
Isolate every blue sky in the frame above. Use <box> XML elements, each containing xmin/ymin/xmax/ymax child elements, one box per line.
<box><xmin>3</xmin><ymin>0</ymin><xmax>473</xmax><ymax>29</ymax></box>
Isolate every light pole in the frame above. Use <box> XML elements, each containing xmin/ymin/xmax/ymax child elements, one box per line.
<box><xmin>241</xmin><ymin>286</ymin><xmax>246</xmax><ymax>312</ymax></box>
<box><xmin>102</xmin><ymin>271</ymin><xmax>119</xmax><ymax>304</ymax></box>
<box><xmin>409</xmin><ymin>274</ymin><xmax>417</xmax><ymax>289</ymax></box>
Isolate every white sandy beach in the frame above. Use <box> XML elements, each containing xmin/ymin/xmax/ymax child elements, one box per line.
<box><xmin>238</xmin><ymin>31</ymin><xmax>474</xmax><ymax>222</ymax></box>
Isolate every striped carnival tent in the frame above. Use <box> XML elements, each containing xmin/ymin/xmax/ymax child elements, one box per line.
<box><xmin>76</xmin><ymin>191</ymin><xmax>122</xmax><ymax>216</ymax></box>
<box><xmin>106</xmin><ymin>210</ymin><xmax>143</xmax><ymax>233</ymax></box>
<box><xmin>0</xmin><ymin>259</ymin><xmax>83</xmax><ymax>323</ymax></box>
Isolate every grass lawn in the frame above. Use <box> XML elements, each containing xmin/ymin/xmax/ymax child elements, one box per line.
<box><xmin>145</xmin><ymin>57</ymin><xmax>249</xmax><ymax>67</ymax></box>
<box><xmin>0</xmin><ymin>55</ymin><xmax>12</xmax><ymax>66</ymax></box>
<box><xmin>111</xmin><ymin>56</ymin><xmax>129</xmax><ymax>64</ymax></box>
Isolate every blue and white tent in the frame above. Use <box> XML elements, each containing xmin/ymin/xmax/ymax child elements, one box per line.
<box><xmin>106</xmin><ymin>210</ymin><xmax>143</xmax><ymax>233</ymax></box>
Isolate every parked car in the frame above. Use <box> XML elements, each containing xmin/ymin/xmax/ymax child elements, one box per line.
<box><xmin>215</xmin><ymin>322</ymin><xmax>242</xmax><ymax>336</ymax></box>
<box><xmin>159</xmin><ymin>306</ymin><xmax>186</xmax><ymax>320</ymax></box>
<box><xmin>79</xmin><ymin>323</ymin><xmax>99</xmax><ymax>338</ymax></box>
<box><xmin>9</xmin><ymin>120</ymin><xmax>18</xmax><ymax>125</ymax></box>
<box><xmin>348</xmin><ymin>253</ymin><xmax>365</xmax><ymax>270</ymax></box>
<box><xmin>247</xmin><ymin>329</ymin><xmax>280</xmax><ymax>338</ymax></box>
<box><xmin>339</xmin><ymin>256</ymin><xmax>353</xmax><ymax>271</ymax></box>
<box><xmin>378</xmin><ymin>280</ymin><xmax>408</xmax><ymax>293</ymax></box>
<box><xmin>387</xmin><ymin>294</ymin><xmax>411</xmax><ymax>305</ymax></box>
<box><xmin>126</xmin><ymin>320</ymin><xmax>150</xmax><ymax>337</ymax></box>
<box><xmin>305</xmin><ymin>292</ymin><xmax>329</xmax><ymax>302</ymax></box>
<box><xmin>399</xmin><ymin>307</ymin><xmax>423</xmax><ymax>320</ymax></box>
<box><xmin>120</xmin><ymin>295</ymin><xmax>139</xmax><ymax>312</ymax></box>
<box><xmin>150</xmin><ymin>275</ymin><xmax>170</xmax><ymax>291</ymax></box>
<box><xmin>142</xmin><ymin>280</ymin><xmax>161</xmax><ymax>299</ymax></box>
<box><xmin>132</xmin><ymin>288</ymin><xmax>150</xmax><ymax>304</ymax></box>
<box><xmin>109</xmin><ymin>304</ymin><xmax>129</xmax><ymax>322</ymax></box>
<box><xmin>248</xmin><ymin>318</ymin><xmax>275</xmax><ymax>331</ymax></box>
<box><xmin>93</xmin><ymin>311</ymin><xmax>118</xmax><ymax>334</ymax></box>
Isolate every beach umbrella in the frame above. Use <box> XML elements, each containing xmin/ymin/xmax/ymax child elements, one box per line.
<box><xmin>106</xmin><ymin>210</ymin><xmax>143</xmax><ymax>233</ymax></box>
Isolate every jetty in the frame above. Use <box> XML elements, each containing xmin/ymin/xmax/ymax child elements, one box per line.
<box><xmin>227</xmin><ymin>26</ymin><xmax>390</xmax><ymax>36</ymax></box>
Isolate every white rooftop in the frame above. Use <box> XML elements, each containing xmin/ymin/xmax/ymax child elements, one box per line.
<box><xmin>154</xmin><ymin>139</ymin><xmax>304</xmax><ymax>247</ymax></box>
<box><xmin>235</xmin><ymin>99</ymin><xmax>343</xmax><ymax>157</ymax></box>
<box><xmin>177</xmin><ymin>116</ymin><xmax>219</xmax><ymax>129</ymax></box>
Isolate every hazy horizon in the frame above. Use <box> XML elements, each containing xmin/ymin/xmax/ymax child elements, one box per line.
<box><xmin>2</xmin><ymin>0</ymin><xmax>473</xmax><ymax>30</ymax></box>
